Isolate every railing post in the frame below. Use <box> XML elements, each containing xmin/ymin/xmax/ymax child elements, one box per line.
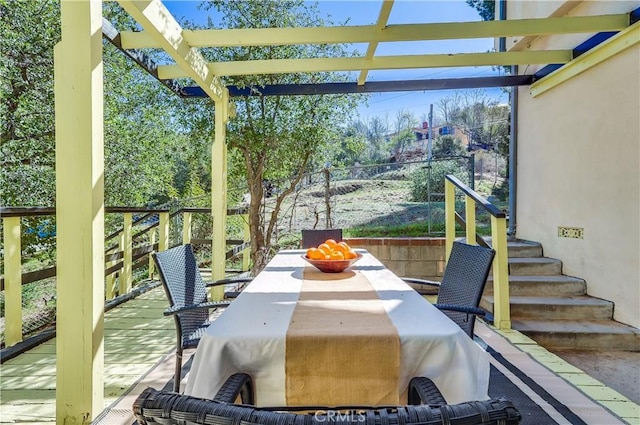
<box><xmin>182</xmin><ymin>211</ymin><xmax>192</xmax><ymax>245</ymax></box>
<box><xmin>148</xmin><ymin>228</ymin><xmax>156</xmax><ymax>279</ymax></box>
<box><xmin>2</xmin><ymin>216</ymin><xmax>23</xmax><ymax>346</ymax></box>
<box><xmin>119</xmin><ymin>212</ymin><xmax>133</xmax><ymax>295</ymax></box>
<box><xmin>491</xmin><ymin>215</ymin><xmax>512</xmax><ymax>330</ymax></box>
<box><xmin>158</xmin><ymin>212</ymin><xmax>169</xmax><ymax>252</ymax></box>
<box><xmin>242</xmin><ymin>212</ymin><xmax>250</xmax><ymax>272</ymax></box>
<box><xmin>444</xmin><ymin>179</ymin><xmax>455</xmax><ymax>260</ymax></box>
<box><xmin>465</xmin><ymin>195</ymin><xmax>476</xmax><ymax>245</ymax></box>
<box><xmin>105</xmin><ymin>244</ymin><xmax>117</xmax><ymax>300</ymax></box>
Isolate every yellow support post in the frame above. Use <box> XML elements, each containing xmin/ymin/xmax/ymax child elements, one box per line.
<box><xmin>158</xmin><ymin>212</ymin><xmax>169</xmax><ymax>252</ymax></box>
<box><xmin>242</xmin><ymin>213</ymin><xmax>250</xmax><ymax>272</ymax></box>
<box><xmin>148</xmin><ymin>228</ymin><xmax>156</xmax><ymax>279</ymax></box>
<box><xmin>182</xmin><ymin>211</ymin><xmax>192</xmax><ymax>245</ymax></box>
<box><xmin>54</xmin><ymin>0</ymin><xmax>104</xmax><ymax>422</ymax></box>
<box><xmin>210</xmin><ymin>92</ymin><xmax>230</xmax><ymax>301</ymax></box>
<box><xmin>120</xmin><ymin>212</ymin><xmax>133</xmax><ymax>295</ymax></box>
<box><xmin>465</xmin><ymin>195</ymin><xmax>477</xmax><ymax>245</ymax></box>
<box><xmin>444</xmin><ymin>179</ymin><xmax>456</xmax><ymax>260</ymax></box>
<box><xmin>3</xmin><ymin>216</ymin><xmax>23</xmax><ymax>346</ymax></box>
<box><xmin>491</xmin><ymin>215</ymin><xmax>512</xmax><ymax>330</ymax></box>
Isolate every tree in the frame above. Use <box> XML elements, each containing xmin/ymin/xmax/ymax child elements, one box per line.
<box><xmin>449</xmin><ymin>89</ymin><xmax>508</xmax><ymax>152</ymax></box>
<box><xmin>199</xmin><ymin>1</ymin><xmax>361</xmax><ymax>272</ymax></box>
<box><xmin>333</xmin><ymin>120</ymin><xmax>367</xmax><ymax>167</ymax></box>
<box><xmin>466</xmin><ymin>0</ymin><xmax>495</xmax><ymax>21</ymax></box>
<box><xmin>436</xmin><ymin>91</ymin><xmax>462</xmax><ymax>126</ymax></box>
<box><xmin>389</xmin><ymin>110</ymin><xmax>417</xmax><ymax>161</ymax></box>
<box><xmin>1</xmin><ymin>0</ymin><xmax>221</xmax><ymax>244</ymax></box>
<box><xmin>365</xmin><ymin>116</ymin><xmax>388</xmax><ymax>163</ymax></box>
<box><xmin>432</xmin><ymin>135</ymin><xmax>466</xmax><ymax>158</ymax></box>
<box><xmin>1</xmin><ymin>0</ymin><xmax>59</xmax><ymax>208</ymax></box>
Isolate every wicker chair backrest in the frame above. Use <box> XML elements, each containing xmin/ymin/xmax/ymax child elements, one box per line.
<box><xmin>152</xmin><ymin>244</ymin><xmax>209</xmax><ymax>339</ymax></box>
<box><xmin>133</xmin><ymin>387</ymin><xmax>522</xmax><ymax>425</ymax></box>
<box><xmin>437</xmin><ymin>241</ymin><xmax>495</xmax><ymax>337</ymax></box>
<box><xmin>301</xmin><ymin>229</ymin><xmax>343</xmax><ymax>248</ymax></box>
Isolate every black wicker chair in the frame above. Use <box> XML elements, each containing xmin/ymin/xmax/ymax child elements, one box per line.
<box><xmin>133</xmin><ymin>373</ymin><xmax>521</xmax><ymax>425</ymax></box>
<box><xmin>152</xmin><ymin>244</ymin><xmax>253</xmax><ymax>392</ymax></box>
<box><xmin>402</xmin><ymin>241</ymin><xmax>495</xmax><ymax>337</ymax></box>
<box><xmin>301</xmin><ymin>228</ymin><xmax>343</xmax><ymax>248</ymax></box>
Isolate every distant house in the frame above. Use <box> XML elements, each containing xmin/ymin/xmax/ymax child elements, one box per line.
<box><xmin>385</xmin><ymin>122</ymin><xmax>470</xmax><ymax>162</ymax></box>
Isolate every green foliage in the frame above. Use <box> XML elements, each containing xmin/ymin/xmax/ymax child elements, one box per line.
<box><xmin>410</xmin><ymin>159</ymin><xmax>471</xmax><ymax>202</ymax></box>
<box><xmin>442</xmin><ymin>90</ymin><xmax>509</xmax><ymax>155</ymax></box>
<box><xmin>466</xmin><ymin>0</ymin><xmax>495</xmax><ymax>21</ymax></box>
<box><xmin>1</xmin><ymin>2</ymin><xmax>219</xmax><ymax>211</ymax></box>
<box><xmin>196</xmin><ymin>0</ymin><xmax>364</xmax><ymax>270</ymax></box>
<box><xmin>432</xmin><ymin>135</ymin><xmax>465</xmax><ymax>158</ymax></box>
<box><xmin>0</xmin><ymin>0</ymin><xmax>59</xmax><ymax>208</ymax></box>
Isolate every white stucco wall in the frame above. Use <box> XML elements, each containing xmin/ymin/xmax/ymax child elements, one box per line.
<box><xmin>513</xmin><ymin>2</ymin><xmax>640</xmax><ymax>327</ymax></box>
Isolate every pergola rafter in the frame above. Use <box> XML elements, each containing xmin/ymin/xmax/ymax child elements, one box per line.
<box><xmin>158</xmin><ymin>50</ymin><xmax>573</xmax><ymax>78</ymax></box>
<box><xmin>357</xmin><ymin>0</ymin><xmax>395</xmax><ymax>85</ymax></box>
<box><xmin>120</xmin><ymin>13</ymin><xmax>630</xmax><ymax>49</ymax></box>
<box><xmin>117</xmin><ymin>0</ymin><xmax>225</xmax><ymax>102</ymax></box>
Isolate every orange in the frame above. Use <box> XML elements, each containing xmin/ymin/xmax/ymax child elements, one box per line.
<box><xmin>332</xmin><ymin>243</ymin><xmax>349</xmax><ymax>255</ymax></box>
<box><xmin>344</xmin><ymin>250</ymin><xmax>358</xmax><ymax>260</ymax></box>
<box><xmin>317</xmin><ymin>243</ymin><xmax>332</xmax><ymax>256</ymax></box>
<box><xmin>338</xmin><ymin>241</ymin><xmax>351</xmax><ymax>250</ymax></box>
<box><xmin>329</xmin><ymin>250</ymin><xmax>345</xmax><ymax>261</ymax></box>
<box><xmin>324</xmin><ymin>239</ymin><xmax>338</xmax><ymax>249</ymax></box>
<box><xmin>307</xmin><ymin>247</ymin><xmax>325</xmax><ymax>260</ymax></box>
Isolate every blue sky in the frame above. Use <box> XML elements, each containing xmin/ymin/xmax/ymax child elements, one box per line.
<box><xmin>163</xmin><ymin>0</ymin><xmax>507</xmax><ymax>123</ymax></box>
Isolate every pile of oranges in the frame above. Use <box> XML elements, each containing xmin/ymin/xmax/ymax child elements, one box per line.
<box><xmin>306</xmin><ymin>239</ymin><xmax>358</xmax><ymax>261</ymax></box>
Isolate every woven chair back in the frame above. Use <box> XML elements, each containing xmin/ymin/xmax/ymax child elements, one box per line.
<box><xmin>437</xmin><ymin>241</ymin><xmax>495</xmax><ymax>337</ymax></box>
<box><xmin>301</xmin><ymin>229</ymin><xmax>343</xmax><ymax>248</ymax></box>
<box><xmin>153</xmin><ymin>244</ymin><xmax>209</xmax><ymax>346</ymax></box>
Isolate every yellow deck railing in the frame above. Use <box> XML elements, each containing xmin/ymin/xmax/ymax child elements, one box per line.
<box><xmin>444</xmin><ymin>175</ymin><xmax>511</xmax><ymax>330</ymax></box>
<box><xmin>0</xmin><ymin>206</ymin><xmax>250</xmax><ymax>349</ymax></box>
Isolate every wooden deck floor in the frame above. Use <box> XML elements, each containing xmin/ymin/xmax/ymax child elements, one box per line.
<box><xmin>1</xmin><ymin>285</ymin><xmax>638</xmax><ymax>424</ymax></box>
<box><xmin>1</xmin><ymin>284</ymin><xmax>177</xmax><ymax>424</ymax></box>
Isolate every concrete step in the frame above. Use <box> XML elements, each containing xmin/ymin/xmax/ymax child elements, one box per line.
<box><xmin>485</xmin><ymin>275</ymin><xmax>586</xmax><ymax>297</ymax></box>
<box><xmin>511</xmin><ymin>319</ymin><xmax>640</xmax><ymax>351</ymax></box>
<box><xmin>481</xmin><ymin>295</ymin><xmax>614</xmax><ymax>321</ymax></box>
<box><xmin>483</xmin><ymin>238</ymin><xmax>543</xmax><ymax>258</ymax></box>
<box><xmin>506</xmin><ymin>239</ymin><xmax>543</xmax><ymax>258</ymax></box>
<box><xmin>508</xmin><ymin>257</ymin><xmax>562</xmax><ymax>276</ymax></box>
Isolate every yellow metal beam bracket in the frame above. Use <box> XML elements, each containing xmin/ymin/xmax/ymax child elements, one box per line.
<box><xmin>531</xmin><ymin>22</ymin><xmax>640</xmax><ymax>97</ymax></box>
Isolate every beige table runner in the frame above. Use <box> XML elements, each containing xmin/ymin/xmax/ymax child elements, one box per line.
<box><xmin>285</xmin><ymin>267</ymin><xmax>400</xmax><ymax>406</ymax></box>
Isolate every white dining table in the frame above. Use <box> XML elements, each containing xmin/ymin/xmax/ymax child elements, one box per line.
<box><xmin>185</xmin><ymin>249</ymin><xmax>490</xmax><ymax>406</ymax></box>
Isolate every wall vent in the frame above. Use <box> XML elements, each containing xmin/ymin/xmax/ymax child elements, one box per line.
<box><xmin>558</xmin><ymin>226</ymin><xmax>584</xmax><ymax>239</ymax></box>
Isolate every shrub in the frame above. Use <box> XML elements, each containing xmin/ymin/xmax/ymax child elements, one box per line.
<box><xmin>410</xmin><ymin>159</ymin><xmax>471</xmax><ymax>202</ymax></box>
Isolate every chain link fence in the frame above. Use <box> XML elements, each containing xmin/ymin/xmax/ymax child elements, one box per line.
<box><xmin>259</xmin><ymin>157</ymin><xmax>478</xmax><ymax>242</ymax></box>
<box><xmin>1</xmin><ymin>154</ymin><xmax>507</xmax><ymax>347</ymax></box>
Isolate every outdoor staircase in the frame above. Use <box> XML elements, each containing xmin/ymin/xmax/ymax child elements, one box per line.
<box><xmin>480</xmin><ymin>240</ymin><xmax>640</xmax><ymax>351</ymax></box>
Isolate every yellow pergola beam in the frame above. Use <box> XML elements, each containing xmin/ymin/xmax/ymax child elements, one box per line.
<box><xmin>116</xmin><ymin>0</ymin><xmax>224</xmax><ymax>102</ymax></box>
<box><xmin>358</xmin><ymin>0</ymin><xmax>394</xmax><ymax>85</ymax></box>
<box><xmin>158</xmin><ymin>50</ymin><xmax>572</xmax><ymax>78</ymax></box>
<box><xmin>531</xmin><ymin>21</ymin><xmax>640</xmax><ymax>97</ymax></box>
<box><xmin>120</xmin><ymin>14</ymin><xmax>629</xmax><ymax>49</ymax></box>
